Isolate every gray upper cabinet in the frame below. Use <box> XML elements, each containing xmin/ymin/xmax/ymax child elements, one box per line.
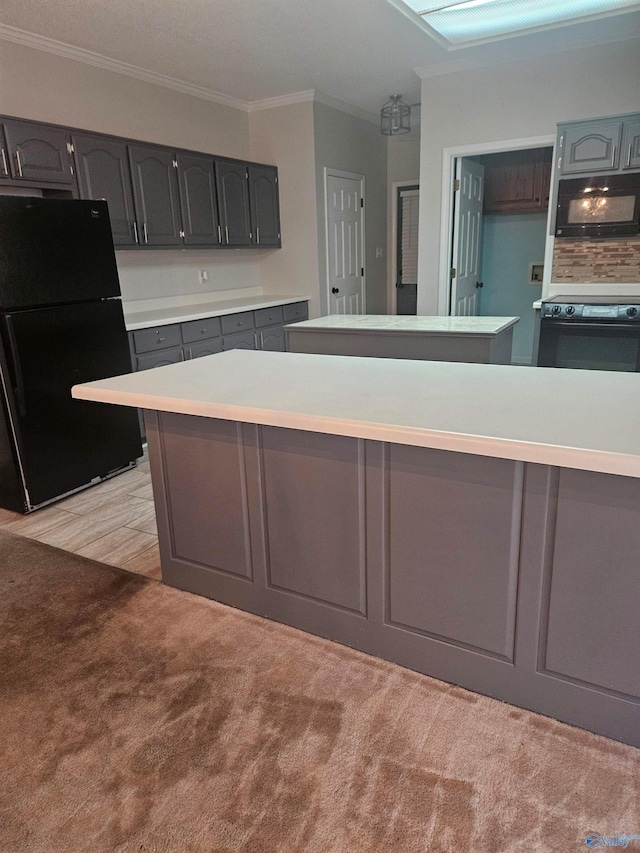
<box><xmin>0</xmin><ymin>113</ymin><xmax>282</xmax><ymax>251</ymax></box>
<box><xmin>73</xmin><ymin>134</ymin><xmax>137</xmax><ymax>246</ymax></box>
<box><xmin>249</xmin><ymin>165</ymin><xmax>281</xmax><ymax>246</ymax></box>
<box><xmin>129</xmin><ymin>144</ymin><xmax>183</xmax><ymax>246</ymax></box>
<box><xmin>559</xmin><ymin>120</ymin><xmax>623</xmax><ymax>174</ymax></box>
<box><xmin>176</xmin><ymin>152</ymin><xmax>221</xmax><ymax>246</ymax></box>
<box><xmin>215</xmin><ymin>160</ymin><xmax>252</xmax><ymax>246</ymax></box>
<box><xmin>622</xmin><ymin>118</ymin><xmax>640</xmax><ymax>170</ymax></box>
<box><xmin>1</xmin><ymin>119</ymin><xmax>74</xmax><ymax>185</ymax></box>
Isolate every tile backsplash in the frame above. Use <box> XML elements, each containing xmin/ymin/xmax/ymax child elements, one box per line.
<box><xmin>552</xmin><ymin>237</ymin><xmax>640</xmax><ymax>283</ymax></box>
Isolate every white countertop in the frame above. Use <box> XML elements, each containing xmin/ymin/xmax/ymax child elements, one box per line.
<box><xmin>73</xmin><ymin>350</ymin><xmax>640</xmax><ymax>479</ymax></box>
<box><xmin>124</xmin><ymin>295</ymin><xmax>307</xmax><ymax>331</ymax></box>
<box><xmin>285</xmin><ymin>315</ymin><xmax>519</xmax><ymax>335</ymax></box>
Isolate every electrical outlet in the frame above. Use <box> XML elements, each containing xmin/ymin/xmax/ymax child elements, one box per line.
<box><xmin>199</xmin><ymin>270</ymin><xmax>209</xmax><ymax>284</ymax></box>
<box><xmin>375</xmin><ymin>247</ymin><xmax>384</xmax><ymax>259</ymax></box>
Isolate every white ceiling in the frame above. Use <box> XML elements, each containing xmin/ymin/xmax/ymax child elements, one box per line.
<box><xmin>1</xmin><ymin>0</ymin><xmax>639</xmax><ymax>118</ymax></box>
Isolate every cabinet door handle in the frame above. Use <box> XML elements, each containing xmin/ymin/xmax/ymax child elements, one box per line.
<box><xmin>217</xmin><ymin>225</ymin><xmax>222</xmax><ymax>243</ymax></box>
<box><xmin>225</xmin><ymin>226</ymin><xmax>229</xmax><ymax>244</ymax></box>
<box><xmin>143</xmin><ymin>222</ymin><xmax>148</xmax><ymax>244</ymax></box>
<box><xmin>256</xmin><ymin>227</ymin><xmax>260</xmax><ymax>245</ymax></box>
<box><xmin>627</xmin><ymin>144</ymin><xmax>633</xmax><ymax>168</ymax></box>
<box><xmin>0</xmin><ymin>148</ymin><xmax>7</xmax><ymax>176</ymax></box>
<box><xmin>133</xmin><ymin>222</ymin><xmax>139</xmax><ymax>244</ymax></box>
<box><xmin>15</xmin><ymin>150</ymin><xmax>23</xmax><ymax>177</ymax></box>
<box><xmin>612</xmin><ymin>144</ymin><xmax>617</xmax><ymax>167</ymax></box>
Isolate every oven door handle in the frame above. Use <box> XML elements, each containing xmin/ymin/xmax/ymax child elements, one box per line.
<box><xmin>541</xmin><ymin>321</ymin><xmax>640</xmax><ymax>331</ymax></box>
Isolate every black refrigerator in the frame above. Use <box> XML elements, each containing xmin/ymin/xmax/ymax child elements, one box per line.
<box><xmin>0</xmin><ymin>197</ymin><xmax>142</xmax><ymax>513</ymax></box>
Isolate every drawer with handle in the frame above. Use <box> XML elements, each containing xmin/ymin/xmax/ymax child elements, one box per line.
<box><xmin>254</xmin><ymin>305</ymin><xmax>284</xmax><ymax>328</ymax></box>
<box><xmin>221</xmin><ymin>311</ymin><xmax>254</xmax><ymax>335</ymax></box>
<box><xmin>283</xmin><ymin>302</ymin><xmax>309</xmax><ymax>323</ymax></box>
<box><xmin>181</xmin><ymin>317</ymin><xmax>222</xmax><ymax>344</ymax></box>
<box><xmin>132</xmin><ymin>324</ymin><xmax>182</xmax><ymax>353</ymax></box>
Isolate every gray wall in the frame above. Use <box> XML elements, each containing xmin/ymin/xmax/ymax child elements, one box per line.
<box><xmin>313</xmin><ymin>102</ymin><xmax>388</xmax><ymax>315</ymax></box>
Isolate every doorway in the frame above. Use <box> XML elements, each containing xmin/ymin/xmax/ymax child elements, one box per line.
<box><xmin>396</xmin><ymin>184</ymin><xmax>419</xmax><ymax>314</ymax></box>
<box><xmin>450</xmin><ymin>145</ymin><xmax>554</xmax><ymax>363</ymax></box>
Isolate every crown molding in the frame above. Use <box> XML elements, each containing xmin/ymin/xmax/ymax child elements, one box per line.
<box><xmin>0</xmin><ymin>23</ymin><xmax>252</xmax><ymax>111</ymax></box>
<box><xmin>247</xmin><ymin>90</ymin><xmax>316</xmax><ymax>111</ymax></box>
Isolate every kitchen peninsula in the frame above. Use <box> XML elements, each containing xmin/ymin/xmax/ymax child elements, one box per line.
<box><xmin>285</xmin><ymin>314</ymin><xmax>519</xmax><ymax>363</ymax></box>
<box><xmin>73</xmin><ymin>351</ymin><xmax>640</xmax><ymax>747</ymax></box>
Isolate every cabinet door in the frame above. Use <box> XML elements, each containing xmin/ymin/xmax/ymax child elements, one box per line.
<box><xmin>622</xmin><ymin>118</ymin><xmax>640</xmax><ymax>170</ymax></box>
<box><xmin>187</xmin><ymin>339</ymin><xmax>224</xmax><ymax>359</ymax></box>
<box><xmin>215</xmin><ymin>160</ymin><xmax>251</xmax><ymax>246</ymax></box>
<box><xmin>257</xmin><ymin>326</ymin><xmax>285</xmax><ymax>352</ymax></box>
<box><xmin>2</xmin><ymin>120</ymin><xmax>73</xmax><ymax>184</ymax></box>
<box><xmin>176</xmin><ymin>152</ymin><xmax>221</xmax><ymax>246</ymax></box>
<box><xmin>73</xmin><ymin>134</ymin><xmax>137</xmax><ymax>246</ymax></box>
<box><xmin>222</xmin><ymin>330</ymin><xmax>256</xmax><ymax>350</ymax></box>
<box><xmin>483</xmin><ymin>149</ymin><xmax>551</xmax><ymax>213</ymax></box>
<box><xmin>249</xmin><ymin>165</ymin><xmax>281</xmax><ymax>246</ymax></box>
<box><xmin>129</xmin><ymin>144</ymin><xmax>183</xmax><ymax>246</ymax></box>
<box><xmin>560</xmin><ymin>121</ymin><xmax>622</xmax><ymax>174</ymax></box>
<box><xmin>135</xmin><ymin>347</ymin><xmax>184</xmax><ymax>370</ymax></box>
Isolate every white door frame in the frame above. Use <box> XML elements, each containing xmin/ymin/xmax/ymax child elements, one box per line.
<box><xmin>324</xmin><ymin>167</ymin><xmax>366</xmax><ymax>314</ymax></box>
<box><xmin>389</xmin><ymin>179</ymin><xmax>420</xmax><ymax>314</ymax></box>
<box><xmin>437</xmin><ymin>134</ymin><xmax>556</xmax><ymax>316</ymax></box>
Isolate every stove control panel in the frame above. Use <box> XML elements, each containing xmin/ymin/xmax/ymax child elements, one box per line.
<box><xmin>541</xmin><ymin>302</ymin><xmax>640</xmax><ymax>321</ymax></box>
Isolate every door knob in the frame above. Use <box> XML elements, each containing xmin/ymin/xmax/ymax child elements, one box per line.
<box><xmin>476</xmin><ymin>281</ymin><xmax>484</xmax><ymax>288</ymax></box>
<box><xmin>332</xmin><ymin>287</ymin><xmax>340</xmax><ymax>294</ymax></box>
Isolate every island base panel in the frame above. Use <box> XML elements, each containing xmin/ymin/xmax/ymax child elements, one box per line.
<box><xmin>286</xmin><ymin>327</ymin><xmax>514</xmax><ymax>364</ymax></box>
<box><xmin>145</xmin><ymin>410</ymin><xmax>640</xmax><ymax>747</ymax></box>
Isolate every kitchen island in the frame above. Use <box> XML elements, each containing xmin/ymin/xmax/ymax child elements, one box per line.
<box><xmin>73</xmin><ymin>350</ymin><xmax>640</xmax><ymax>746</ymax></box>
<box><xmin>285</xmin><ymin>314</ymin><xmax>519</xmax><ymax>363</ymax></box>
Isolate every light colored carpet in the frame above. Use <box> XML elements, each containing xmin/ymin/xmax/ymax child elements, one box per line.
<box><xmin>0</xmin><ymin>528</ymin><xmax>638</xmax><ymax>852</ymax></box>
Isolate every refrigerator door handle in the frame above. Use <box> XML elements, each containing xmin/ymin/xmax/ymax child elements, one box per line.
<box><xmin>5</xmin><ymin>316</ymin><xmax>27</xmax><ymax>417</ymax></box>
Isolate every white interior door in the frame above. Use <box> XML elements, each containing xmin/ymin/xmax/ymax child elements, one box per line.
<box><xmin>326</xmin><ymin>173</ymin><xmax>364</xmax><ymax>314</ymax></box>
<box><xmin>450</xmin><ymin>158</ymin><xmax>484</xmax><ymax>316</ymax></box>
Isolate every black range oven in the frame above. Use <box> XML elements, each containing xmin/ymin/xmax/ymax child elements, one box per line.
<box><xmin>537</xmin><ymin>296</ymin><xmax>640</xmax><ymax>372</ymax></box>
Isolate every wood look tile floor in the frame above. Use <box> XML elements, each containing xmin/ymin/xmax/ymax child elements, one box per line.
<box><xmin>0</xmin><ymin>451</ymin><xmax>161</xmax><ymax>581</ymax></box>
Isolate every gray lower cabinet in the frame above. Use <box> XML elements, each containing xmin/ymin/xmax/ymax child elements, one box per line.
<box><xmin>73</xmin><ymin>133</ymin><xmax>137</xmax><ymax>246</ymax></box>
<box><xmin>146</xmin><ymin>412</ymin><xmax>640</xmax><ymax>747</ymax></box>
<box><xmin>256</xmin><ymin>326</ymin><xmax>285</xmax><ymax>351</ymax></box>
<box><xmin>223</xmin><ymin>330</ymin><xmax>256</xmax><ymax>350</ymax></box>
<box><xmin>1</xmin><ymin>118</ymin><xmax>74</xmax><ymax>185</ymax></box>
<box><xmin>283</xmin><ymin>302</ymin><xmax>309</xmax><ymax>324</ymax></box>
<box><xmin>130</xmin><ymin>301</ymin><xmax>309</xmax><ymax>370</ymax></box>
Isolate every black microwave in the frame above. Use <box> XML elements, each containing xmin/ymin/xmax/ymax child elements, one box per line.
<box><xmin>555</xmin><ymin>172</ymin><xmax>640</xmax><ymax>238</ymax></box>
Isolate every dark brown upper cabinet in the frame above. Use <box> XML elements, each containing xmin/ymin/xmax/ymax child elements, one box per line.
<box><xmin>128</xmin><ymin>144</ymin><xmax>183</xmax><ymax>246</ymax></box>
<box><xmin>215</xmin><ymin>160</ymin><xmax>252</xmax><ymax>246</ymax></box>
<box><xmin>73</xmin><ymin>133</ymin><xmax>137</xmax><ymax>246</ymax></box>
<box><xmin>483</xmin><ymin>148</ymin><xmax>552</xmax><ymax>215</ymax></box>
<box><xmin>176</xmin><ymin>153</ymin><xmax>221</xmax><ymax>246</ymax></box>
<box><xmin>249</xmin><ymin>165</ymin><xmax>281</xmax><ymax>247</ymax></box>
<box><xmin>1</xmin><ymin>119</ymin><xmax>74</xmax><ymax>185</ymax></box>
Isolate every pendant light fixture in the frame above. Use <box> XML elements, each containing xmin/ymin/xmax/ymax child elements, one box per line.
<box><xmin>380</xmin><ymin>95</ymin><xmax>411</xmax><ymax>135</ymax></box>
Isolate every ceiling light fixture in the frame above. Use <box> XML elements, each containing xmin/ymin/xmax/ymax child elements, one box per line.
<box><xmin>381</xmin><ymin>95</ymin><xmax>411</xmax><ymax>135</ymax></box>
<box><xmin>388</xmin><ymin>0</ymin><xmax>640</xmax><ymax>47</ymax></box>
